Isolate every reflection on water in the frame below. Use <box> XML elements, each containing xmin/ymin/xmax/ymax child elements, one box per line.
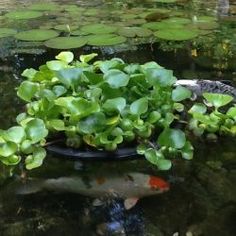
<box><xmin>0</xmin><ymin>0</ymin><xmax>235</xmax><ymax>235</ymax></box>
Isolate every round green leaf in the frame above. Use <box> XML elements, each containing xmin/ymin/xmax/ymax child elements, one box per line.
<box><xmin>156</xmin><ymin>159</ymin><xmax>172</xmax><ymax>170</ymax></box>
<box><xmin>154</xmin><ymin>28</ymin><xmax>199</xmax><ymax>41</ymax></box>
<box><xmin>4</xmin><ymin>126</ymin><xmax>25</xmax><ymax>143</ymax></box>
<box><xmin>188</xmin><ymin>103</ymin><xmax>207</xmax><ymax>114</ymax></box>
<box><xmin>172</xmin><ymin>85</ymin><xmax>192</xmax><ymax>102</ymax></box>
<box><xmin>56</xmin><ymin>51</ymin><xmax>74</xmax><ymax>63</ymax></box>
<box><xmin>44</xmin><ymin>37</ymin><xmax>87</xmax><ymax>49</ymax></box>
<box><xmin>78</xmin><ymin>112</ymin><xmax>106</xmax><ymax>134</ymax></box>
<box><xmin>130</xmin><ymin>97</ymin><xmax>148</xmax><ymax>115</ymax></box>
<box><xmin>146</xmin><ymin>68</ymin><xmax>177</xmax><ymax>87</ymax></box>
<box><xmin>158</xmin><ymin>128</ymin><xmax>186</xmax><ymax>149</ymax></box>
<box><xmin>46</xmin><ymin>60</ymin><xmax>68</xmax><ymax>71</ymax></box>
<box><xmin>203</xmin><ymin>93</ymin><xmax>233</xmax><ymax>108</ymax></box>
<box><xmin>17</xmin><ymin>81</ymin><xmax>39</xmax><ymax>102</ymax></box>
<box><xmin>154</xmin><ymin>0</ymin><xmax>176</xmax><ymax>2</ymax></box>
<box><xmin>227</xmin><ymin>107</ymin><xmax>236</xmax><ymax>120</ymax></box>
<box><xmin>103</xmin><ymin>97</ymin><xmax>126</xmax><ymax>113</ymax></box>
<box><xmin>25</xmin><ymin>147</ymin><xmax>46</xmax><ymax>170</ymax></box>
<box><xmin>0</xmin><ymin>28</ymin><xmax>17</xmax><ymax>38</ymax></box>
<box><xmin>104</xmin><ymin>69</ymin><xmax>130</xmax><ymax>88</ymax></box>
<box><xmin>118</xmin><ymin>27</ymin><xmax>152</xmax><ymax>38</ymax></box>
<box><xmin>48</xmin><ymin>119</ymin><xmax>65</xmax><ymax>131</ymax></box>
<box><xmin>181</xmin><ymin>141</ymin><xmax>194</xmax><ymax>160</ymax></box>
<box><xmin>0</xmin><ymin>142</ymin><xmax>18</xmax><ymax>157</ymax></box>
<box><xmin>25</xmin><ymin>119</ymin><xmax>48</xmax><ymax>144</ymax></box>
<box><xmin>0</xmin><ymin>155</ymin><xmax>21</xmax><ymax>166</ymax></box>
<box><xmin>28</xmin><ymin>3</ymin><xmax>60</xmax><ymax>11</ymax></box>
<box><xmin>15</xmin><ymin>29</ymin><xmax>59</xmax><ymax>41</ymax></box>
<box><xmin>5</xmin><ymin>10</ymin><xmax>43</xmax><ymax>20</ymax></box>
<box><xmin>81</xmin><ymin>24</ymin><xmax>117</xmax><ymax>34</ymax></box>
<box><xmin>144</xmin><ymin>148</ymin><xmax>164</xmax><ymax>165</ymax></box>
<box><xmin>87</xmin><ymin>34</ymin><xmax>126</xmax><ymax>46</ymax></box>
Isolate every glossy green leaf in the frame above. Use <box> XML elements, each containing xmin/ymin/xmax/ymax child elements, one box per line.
<box><xmin>227</xmin><ymin>107</ymin><xmax>236</xmax><ymax>120</ymax></box>
<box><xmin>55</xmin><ymin>51</ymin><xmax>74</xmax><ymax>63</ymax></box>
<box><xmin>25</xmin><ymin>147</ymin><xmax>46</xmax><ymax>170</ymax></box>
<box><xmin>104</xmin><ymin>69</ymin><xmax>129</xmax><ymax>88</ymax></box>
<box><xmin>0</xmin><ymin>142</ymin><xmax>18</xmax><ymax>157</ymax></box>
<box><xmin>172</xmin><ymin>85</ymin><xmax>192</xmax><ymax>102</ymax></box>
<box><xmin>103</xmin><ymin>97</ymin><xmax>126</xmax><ymax>113</ymax></box>
<box><xmin>55</xmin><ymin>68</ymin><xmax>82</xmax><ymax>88</ymax></box>
<box><xmin>55</xmin><ymin>97</ymin><xmax>100</xmax><ymax>117</ymax></box>
<box><xmin>130</xmin><ymin>97</ymin><xmax>148</xmax><ymax>115</ymax></box>
<box><xmin>158</xmin><ymin>128</ymin><xmax>186</xmax><ymax>149</ymax></box>
<box><xmin>146</xmin><ymin>68</ymin><xmax>176</xmax><ymax>87</ymax></box>
<box><xmin>46</xmin><ymin>60</ymin><xmax>68</xmax><ymax>71</ymax></box>
<box><xmin>17</xmin><ymin>81</ymin><xmax>39</xmax><ymax>102</ymax></box>
<box><xmin>52</xmin><ymin>85</ymin><xmax>67</xmax><ymax>97</ymax></box>
<box><xmin>80</xmin><ymin>53</ymin><xmax>98</xmax><ymax>63</ymax></box>
<box><xmin>203</xmin><ymin>93</ymin><xmax>233</xmax><ymax>108</ymax></box>
<box><xmin>156</xmin><ymin>159</ymin><xmax>172</xmax><ymax>170</ymax></box>
<box><xmin>144</xmin><ymin>148</ymin><xmax>164</xmax><ymax>165</ymax></box>
<box><xmin>0</xmin><ymin>155</ymin><xmax>21</xmax><ymax>166</ymax></box>
<box><xmin>25</xmin><ymin>119</ymin><xmax>48</xmax><ymax>144</ymax></box>
<box><xmin>78</xmin><ymin>112</ymin><xmax>106</xmax><ymax>134</ymax></box>
<box><xmin>189</xmin><ymin>103</ymin><xmax>207</xmax><ymax>114</ymax></box>
<box><xmin>181</xmin><ymin>141</ymin><xmax>194</xmax><ymax>160</ymax></box>
<box><xmin>3</xmin><ymin>126</ymin><xmax>25</xmax><ymax>143</ymax></box>
<box><xmin>48</xmin><ymin>119</ymin><xmax>65</xmax><ymax>131</ymax></box>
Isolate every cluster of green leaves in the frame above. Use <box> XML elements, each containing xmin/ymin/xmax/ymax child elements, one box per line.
<box><xmin>0</xmin><ymin>51</ymin><xmax>235</xmax><ymax>170</ymax></box>
<box><xmin>188</xmin><ymin>93</ymin><xmax>236</xmax><ymax>138</ymax></box>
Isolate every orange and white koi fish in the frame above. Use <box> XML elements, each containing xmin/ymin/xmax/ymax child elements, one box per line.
<box><xmin>15</xmin><ymin>172</ymin><xmax>169</xmax><ymax>209</ymax></box>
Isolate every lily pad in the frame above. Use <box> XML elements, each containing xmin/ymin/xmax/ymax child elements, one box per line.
<box><xmin>87</xmin><ymin>34</ymin><xmax>126</xmax><ymax>46</ymax></box>
<box><xmin>15</xmin><ymin>29</ymin><xmax>59</xmax><ymax>41</ymax></box>
<box><xmin>54</xmin><ymin>24</ymin><xmax>79</xmax><ymax>32</ymax></box>
<box><xmin>45</xmin><ymin>37</ymin><xmax>87</xmax><ymax>49</ymax></box>
<box><xmin>118</xmin><ymin>27</ymin><xmax>152</xmax><ymax>38</ymax></box>
<box><xmin>153</xmin><ymin>0</ymin><xmax>177</xmax><ymax>2</ymax></box>
<box><xmin>28</xmin><ymin>3</ymin><xmax>60</xmax><ymax>11</ymax></box>
<box><xmin>142</xmin><ymin>21</ymin><xmax>184</xmax><ymax>30</ymax></box>
<box><xmin>5</xmin><ymin>10</ymin><xmax>43</xmax><ymax>20</ymax></box>
<box><xmin>0</xmin><ymin>28</ymin><xmax>17</xmax><ymax>38</ymax></box>
<box><xmin>81</xmin><ymin>24</ymin><xmax>117</xmax><ymax>34</ymax></box>
<box><xmin>161</xmin><ymin>17</ymin><xmax>192</xmax><ymax>24</ymax></box>
<box><xmin>154</xmin><ymin>28</ymin><xmax>199</xmax><ymax>41</ymax></box>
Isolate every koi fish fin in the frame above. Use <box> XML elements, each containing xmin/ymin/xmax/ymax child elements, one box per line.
<box><xmin>124</xmin><ymin>197</ymin><xmax>139</xmax><ymax>210</ymax></box>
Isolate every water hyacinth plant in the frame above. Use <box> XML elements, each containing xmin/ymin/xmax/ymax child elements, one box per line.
<box><xmin>0</xmin><ymin>52</ymin><xmax>236</xmax><ymax>171</ymax></box>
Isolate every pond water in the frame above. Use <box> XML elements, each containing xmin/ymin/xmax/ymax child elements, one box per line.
<box><xmin>0</xmin><ymin>0</ymin><xmax>236</xmax><ymax>235</ymax></box>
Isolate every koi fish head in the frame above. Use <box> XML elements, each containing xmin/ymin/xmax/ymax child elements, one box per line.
<box><xmin>148</xmin><ymin>175</ymin><xmax>170</xmax><ymax>192</ymax></box>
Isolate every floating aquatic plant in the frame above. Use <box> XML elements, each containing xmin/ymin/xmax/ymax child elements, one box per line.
<box><xmin>86</xmin><ymin>34</ymin><xmax>126</xmax><ymax>46</ymax></box>
<box><xmin>44</xmin><ymin>37</ymin><xmax>87</xmax><ymax>49</ymax></box>
<box><xmin>15</xmin><ymin>29</ymin><xmax>59</xmax><ymax>41</ymax></box>
<box><xmin>5</xmin><ymin>10</ymin><xmax>43</xmax><ymax>20</ymax></box>
<box><xmin>1</xmin><ymin>52</ymin><xmax>235</xmax><ymax>171</ymax></box>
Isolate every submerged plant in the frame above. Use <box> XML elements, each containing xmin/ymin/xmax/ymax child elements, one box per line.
<box><xmin>0</xmin><ymin>52</ymin><xmax>236</xmax><ymax>171</ymax></box>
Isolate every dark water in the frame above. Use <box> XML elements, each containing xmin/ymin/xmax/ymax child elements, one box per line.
<box><xmin>0</xmin><ymin>0</ymin><xmax>236</xmax><ymax>235</ymax></box>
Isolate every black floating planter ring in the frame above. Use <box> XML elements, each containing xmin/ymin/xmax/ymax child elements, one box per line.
<box><xmin>46</xmin><ymin>144</ymin><xmax>141</xmax><ymax>161</ymax></box>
